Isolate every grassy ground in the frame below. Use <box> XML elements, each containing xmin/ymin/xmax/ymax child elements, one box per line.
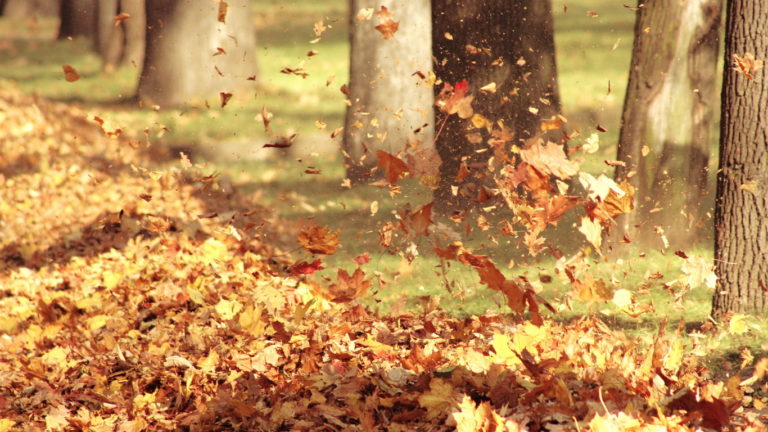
<box><xmin>1</xmin><ymin>0</ymin><xmax>764</xmax><ymax>369</ymax></box>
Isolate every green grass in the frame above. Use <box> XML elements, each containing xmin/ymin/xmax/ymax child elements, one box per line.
<box><xmin>2</xmin><ymin>0</ymin><xmax>764</xmax><ymax>368</ymax></box>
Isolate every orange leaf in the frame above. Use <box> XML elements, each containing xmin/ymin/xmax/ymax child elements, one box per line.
<box><xmin>112</xmin><ymin>12</ymin><xmax>131</xmax><ymax>26</ymax></box>
<box><xmin>298</xmin><ymin>225</ymin><xmax>340</xmax><ymax>255</ymax></box>
<box><xmin>375</xmin><ymin>19</ymin><xmax>400</xmax><ymax>40</ymax></box>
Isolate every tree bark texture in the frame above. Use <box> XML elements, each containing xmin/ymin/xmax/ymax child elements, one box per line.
<box><xmin>58</xmin><ymin>0</ymin><xmax>97</xmax><ymax>40</ymax></box>
<box><xmin>138</xmin><ymin>0</ymin><xmax>257</xmax><ymax>108</ymax></box>
<box><xmin>712</xmin><ymin>0</ymin><xmax>768</xmax><ymax>316</ymax></box>
<box><xmin>343</xmin><ymin>0</ymin><xmax>434</xmax><ymax>180</ymax></box>
<box><xmin>432</xmin><ymin>0</ymin><xmax>561</xmax><ymax>213</ymax></box>
<box><xmin>3</xmin><ymin>0</ymin><xmax>59</xmax><ymax>18</ymax></box>
<box><xmin>96</xmin><ymin>0</ymin><xmax>146</xmax><ymax>71</ymax></box>
<box><xmin>610</xmin><ymin>0</ymin><xmax>722</xmax><ymax>251</ymax></box>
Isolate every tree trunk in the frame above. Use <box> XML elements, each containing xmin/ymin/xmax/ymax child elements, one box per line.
<box><xmin>138</xmin><ymin>0</ymin><xmax>257</xmax><ymax>108</ymax></box>
<box><xmin>431</xmin><ymin>0</ymin><xmax>561</xmax><ymax>213</ymax></box>
<box><xmin>609</xmin><ymin>0</ymin><xmax>722</xmax><ymax>252</ymax></box>
<box><xmin>58</xmin><ymin>0</ymin><xmax>97</xmax><ymax>40</ymax></box>
<box><xmin>711</xmin><ymin>0</ymin><xmax>768</xmax><ymax>317</ymax></box>
<box><xmin>3</xmin><ymin>0</ymin><xmax>59</xmax><ymax>18</ymax></box>
<box><xmin>96</xmin><ymin>0</ymin><xmax>146</xmax><ymax>71</ymax></box>
<box><xmin>343</xmin><ymin>0</ymin><xmax>434</xmax><ymax>180</ymax></box>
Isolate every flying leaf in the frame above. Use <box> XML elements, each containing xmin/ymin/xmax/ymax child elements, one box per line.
<box><xmin>579</xmin><ymin>216</ymin><xmax>603</xmax><ymax>250</ymax></box>
<box><xmin>217</xmin><ymin>0</ymin><xmax>228</xmax><ymax>23</ymax></box>
<box><xmin>733</xmin><ymin>53</ymin><xmax>763</xmax><ymax>81</ymax></box>
<box><xmin>62</xmin><ymin>65</ymin><xmax>79</xmax><ymax>82</ymax></box>
<box><xmin>520</xmin><ymin>138</ymin><xmax>580</xmax><ymax>179</ymax></box>
<box><xmin>377</xmin><ymin>150</ymin><xmax>409</xmax><ymax>185</ymax></box>
<box><xmin>219</xmin><ymin>92</ymin><xmax>233</xmax><ymax>108</ymax></box>
<box><xmin>375</xmin><ymin>19</ymin><xmax>399</xmax><ymax>40</ymax></box>
<box><xmin>288</xmin><ymin>259</ymin><xmax>325</xmax><ymax>275</ymax></box>
<box><xmin>112</xmin><ymin>12</ymin><xmax>131</xmax><ymax>26</ymax></box>
<box><xmin>298</xmin><ymin>225</ymin><xmax>340</xmax><ymax>255</ymax></box>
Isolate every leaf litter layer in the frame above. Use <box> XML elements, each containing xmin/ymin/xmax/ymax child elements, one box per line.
<box><xmin>0</xmin><ymin>86</ymin><xmax>766</xmax><ymax>431</ymax></box>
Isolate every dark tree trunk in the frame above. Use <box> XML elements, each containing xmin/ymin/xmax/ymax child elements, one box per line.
<box><xmin>343</xmin><ymin>0</ymin><xmax>434</xmax><ymax>180</ymax></box>
<box><xmin>58</xmin><ymin>0</ymin><xmax>97</xmax><ymax>40</ymax></box>
<box><xmin>431</xmin><ymin>0</ymin><xmax>561</xmax><ymax>213</ymax></box>
<box><xmin>138</xmin><ymin>0</ymin><xmax>258</xmax><ymax>108</ymax></box>
<box><xmin>96</xmin><ymin>0</ymin><xmax>146</xmax><ymax>71</ymax></box>
<box><xmin>3</xmin><ymin>0</ymin><xmax>59</xmax><ymax>18</ymax></box>
<box><xmin>609</xmin><ymin>0</ymin><xmax>722</xmax><ymax>252</ymax></box>
<box><xmin>712</xmin><ymin>0</ymin><xmax>768</xmax><ymax>317</ymax></box>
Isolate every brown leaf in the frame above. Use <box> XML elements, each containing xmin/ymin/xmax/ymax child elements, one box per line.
<box><xmin>375</xmin><ymin>19</ymin><xmax>400</xmax><ymax>40</ymax></box>
<box><xmin>62</xmin><ymin>65</ymin><xmax>79</xmax><ymax>82</ymax></box>
<box><xmin>217</xmin><ymin>0</ymin><xmax>228</xmax><ymax>23</ymax></box>
<box><xmin>377</xmin><ymin>150</ymin><xmax>409</xmax><ymax>185</ymax></box>
<box><xmin>219</xmin><ymin>92</ymin><xmax>232</xmax><ymax>108</ymax></box>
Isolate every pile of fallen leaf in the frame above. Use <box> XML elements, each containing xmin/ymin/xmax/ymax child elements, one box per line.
<box><xmin>1</xmin><ymin>85</ymin><xmax>767</xmax><ymax>431</ymax></box>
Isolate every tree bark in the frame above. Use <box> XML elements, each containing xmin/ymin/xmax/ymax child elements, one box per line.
<box><xmin>431</xmin><ymin>0</ymin><xmax>561</xmax><ymax>213</ymax></box>
<box><xmin>343</xmin><ymin>0</ymin><xmax>434</xmax><ymax>180</ymax></box>
<box><xmin>3</xmin><ymin>0</ymin><xmax>59</xmax><ymax>18</ymax></box>
<box><xmin>712</xmin><ymin>0</ymin><xmax>768</xmax><ymax>317</ymax></box>
<box><xmin>58</xmin><ymin>0</ymin><xmax>97</xmax><ymax>40</ymax></box>
<box><xmin>96</xmin><ymin>0</ymin><xmax>146</xmax><ymax>71</ymax></box>
<box><xmin>138</xmin><ymin>0</ymin><xmax>257</xmax><ymax>108</ymax></box>
<box><xmin>610</xmin><ymin>0</ymin><xmax>722</xmax><ymax>252</ymax></box>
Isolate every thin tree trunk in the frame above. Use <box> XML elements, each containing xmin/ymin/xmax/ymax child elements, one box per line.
<box><xmin>610</xmin><ymin>0</ymin><xmax>722</xmax><ymax>252</ymax></box>
<box><xmin>138</xmin><ymin>0</ymin><xmax>258</xmax><ymax>108</ymax></box>
<box><xmin>343</xmin><ymin>0</ymin><xmax>434</xmax><ymax>181</ymax></box>
<box><xmin>431</xmin><ymin>0</ymin><xmax>561</xmax><ymax>214</ymax></box>
<box><xmin>712</xmin><ymin>0</ymin><xmax>768</xmax><ymax>317</ymax></box>
<box><xmin>96</xmin><ymin>0</ymin><xmax>146</xmax><ymax>71</ymax></box>
<box><xmin>58</xmin><ymin>0</ymin><xmax>97</xmax><ymax>40</ymax></box>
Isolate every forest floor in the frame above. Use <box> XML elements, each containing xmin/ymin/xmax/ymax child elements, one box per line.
<box><xmin>1</xmin><ymin>1</ymin><xmax>767</xmax><ymax>430</ymax></box>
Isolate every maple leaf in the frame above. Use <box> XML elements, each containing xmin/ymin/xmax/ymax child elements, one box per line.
<box><xmin>377</xmin><ymin>150</ymin><xmax>409</xmax><ymax>184</ymax></box>
<box><xmin>298</xmin><ymin>225</ymin><xmax>340</xmax><ymax>255</ymax></box>
<box><xmin>325</xmin><ymin>268</ymin><xmax>372</xmax><ymax>302</ymax></box>
<box><xmin>520</xmin><ymin>138</ymin><xmax>580</xmax><ymax>180</ymax></box>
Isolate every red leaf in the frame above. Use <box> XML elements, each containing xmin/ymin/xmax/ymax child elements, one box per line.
<box><xmin>219</xmin><ymin>92</ymin><xmax>232</xmax><ymax>108</ymax></box>
<box><xmin>288</xmin><ymin>259</ymin><xmax>324</xmax><ymax>275</ymax></box>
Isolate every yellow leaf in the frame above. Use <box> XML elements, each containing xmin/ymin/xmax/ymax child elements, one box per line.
<box><xmin>491</xmin><ymin>333</ymin><xmax>517</xmax><ymax>364</ymax></box>
<box><xmin>728</xmin><ymin>314</ymin><xmax>750</xmax><ymax>335</ymax></box>
<box><xmin>418</xmin><ymin>378</ymin><xmax>458</xmax><ymax>420</ymax></box>
<box><xmin>664</xmin><ymin>339</ymin><xmax>685</xmax><ymax>372</ymax></box>
<box><xmin>215</xmin><ymin>298</ymin><xmax>243</xmax><ymax>321</ymax></box>
<box><xmin>201</xmin><ymin>238</ymin><xmax>231</xmax><ymax>263</ymax></box>
<box><xmin>238</xmin><ymin>304</ymin><xmax>266</xmax><ymax>336</ymax></box>
<box><xmin>87</xmin><ymin>315</ymin><xmax>109</xmax><ymax>331</ymax></box>
<box><xmin>0</xmin><ymin>419</ymin><xmax>16</xmax><ymax>432</ymax></box>
<box><xmin>740</xmin><ymin>180</ymin><xmax>758</xmax><ymax>194</ymax></box>
<box><xmin>470</xmin><ymin>113</ymin><xmax>492</xmax><ymax>131</ymax></box>
<box><xmin>133</xmin><ymin>392</ymin><xmax>156</xmax><ymax>410</ymax></box>
<box><xmin>198</xmin><ymin>350</ymin><xmax>220</xmax><ymax>374</ymax></box>
<box><xmin>42</xmin><ymin>346</ymin><xmax>68</xmax><ymax>367</ymax></box>
<box><xmin>103</xmin><ymin>271</ymin><xmax>122</xmax><ymax>290</ymax></box>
